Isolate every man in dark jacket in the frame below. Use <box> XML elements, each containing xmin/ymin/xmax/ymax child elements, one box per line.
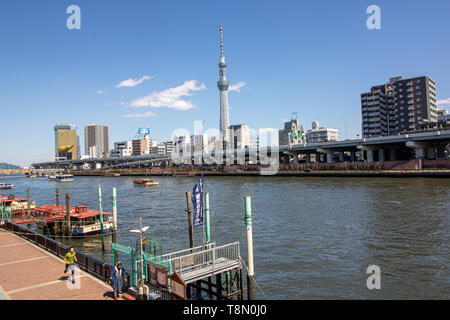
<box><xmin>110</xmin><ymin>261</ymin><xmax>127</xmax><ymax>300</ymax></box>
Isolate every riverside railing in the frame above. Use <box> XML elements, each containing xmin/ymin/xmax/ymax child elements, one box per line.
<box><xmin>0</xmin><ymin>221</ymin><xmax>127</xmax><ymax>286</ymax></box>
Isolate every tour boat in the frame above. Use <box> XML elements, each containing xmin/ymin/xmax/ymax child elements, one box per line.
<box><xmin>35</xmin><ymin>205</ymin><xmax>114</xmax><ymax>236</ymax></box>
<box><xmin>69</xmin><ymin>206</ymin><xmax>114</xmax><ymax>236</ymax></box>
<box><xmin>54</xmin><ymin>174</ymin><xmax>74</xmax><ymax>182</ymax></box>
<box><xmin>133</xmin><ymin>178</ymin><xmax>159</xmax><ymax>186</ymax></box>
<box><xmin>0</xmin><ymin>194</ymin><xmax>35</xmax><ymax>213</ymax></box>
<box><xmin>0</xmin><ymin>183</ymin><xmax>14</xmax><ymax>189</ymax></box>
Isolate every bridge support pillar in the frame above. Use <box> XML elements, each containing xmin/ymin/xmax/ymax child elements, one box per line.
<box><xmin>406</xmin><ymin>141</ymin><xmax>429</xmax><ymax>159</ymax></box>
<box><xmin>426</xmin><ymin>147</ymin><xmax>436</xmax><ymax>159</ymax></box>
<box><xmin>305</xmin><ymin>154</ymin><xmax>311</xmax><ymax>163</ymax></box>
<box><xmin>378</xmin><ymin>149</ymin><xmax>385</xmax><ymax>162</ymax></box>
<box><xmin>338</xmin><ymin>152</ymin><xmax>344</xmax><ymax>162</ymax></box>
<box><xmin>389</xmin><ymin>149</ymin><xmax>396</xmax><ymax>161</ymax></box>
<box><xmin>293</xmin><ymin>153</ymin><xmax>299</xmax><ymax>164</ymax></box>
<box><xmin>367</xmin><ymin>150</ymin><xmax>374</xmax><ymax>162</ymax></box>
<box><xmin>357</xmin><ymin>146</ymin><xmax>376</xmax><ymax>162</ymax></box>
<box><xmin>317</xmin><ymin>149</ymin><xmax>333</xmax><ymax>163</ymax></box>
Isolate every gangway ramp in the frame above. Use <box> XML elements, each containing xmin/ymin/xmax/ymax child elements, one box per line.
<box><xmin>161</xmin><ymin>242</ymin><xmax>241</xmax><ymax>284</ymax></box>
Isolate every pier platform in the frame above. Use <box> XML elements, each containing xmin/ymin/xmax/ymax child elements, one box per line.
<box><xmin>0</xmin><ymin>228</ymin><xmax>113</xmax><ymax>300</ymax></box>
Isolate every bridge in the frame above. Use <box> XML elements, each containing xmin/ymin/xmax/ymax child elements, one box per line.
<box><xmin>30</xmin><ymin>130</ymin><xmax>450</xmax><ymax>170</ymax></box>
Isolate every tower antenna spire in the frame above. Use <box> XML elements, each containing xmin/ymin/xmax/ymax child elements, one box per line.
<box><xmin>220</xmin><ymin>26</ymin><xmax>224</xmax><ymax>56</ymax></box>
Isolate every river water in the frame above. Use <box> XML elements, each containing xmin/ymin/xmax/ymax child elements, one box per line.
<box><xmin>1</xmin><ymin>175</ymin><xmax>449</xmax><ymax>299</ymax></box>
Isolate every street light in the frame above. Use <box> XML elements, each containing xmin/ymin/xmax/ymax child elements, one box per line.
<box><xmin>130</xmin><ymin>218</ymin><xmax>149</xmax><ymax>299</ymax></box>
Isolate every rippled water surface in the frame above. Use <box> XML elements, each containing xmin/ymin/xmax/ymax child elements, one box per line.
<box><xmin>2</xmin><ymin>175</ymin><xmax>449</xmax><ymax>299</ymax></box>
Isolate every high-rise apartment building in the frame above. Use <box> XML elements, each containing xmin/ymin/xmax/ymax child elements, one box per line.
<box><xmin>361</xmin><ymin>76</ymin><xmax>437</xmax><ymax>138</ymax></box>
<box><xmin>84</xmin><ymin>124</ymin><xmax>109</xmax><ymax>157</ymax></box>
<box><xmin>54</xmin><ymin>123</ymin><xmax>78</xmax><ymax>160</ymax></box>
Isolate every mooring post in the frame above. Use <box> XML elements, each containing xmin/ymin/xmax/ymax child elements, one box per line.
<box><xmin>205</xmin><ymin>192</ymin><xmax>211</xmax><ymax>243</ymax></box>
<box><xmin>112</xmin><ymin>187</ymin><xmax>118</xmax><ymax>244</ymax></box>
<box><xmin>56</xmin><ymin>188</ymin><xmax>59</xmax><ymax>215</ymax></box>
<box><xmin>0</xmin><ymin>197</ymin><xmax>4</xmax><ymax>224</ymax></box>
<box><xmin>65</xmin><ymin>193</ymin><xmax>71</xmax><ymax>238</ymax></box>
<box><xmin>245</xmin><ymin>196</ymin><xmax>256</xmax><ymax>300</ymax></box>
<box><xmin>98</xmin><ymin>186</ymin><xmax>105</xmax><ymax>252</ymax></box>
<box><xmin>185</xmin><ymin>191</ymin><xmax>194</xmax><ymax>248</ymax></box>
<box><xmin>27</xmin><ymin>188</ymin><xmax>31</xmax><ymax>222</ymax></box>
<box><xmin>216</xmin><ymin>273</ymin><xmax>222</xmax><ymax>299</ymax></box>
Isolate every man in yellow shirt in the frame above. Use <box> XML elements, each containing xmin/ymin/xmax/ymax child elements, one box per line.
<box><xmin>64</xmin><ymin>247</ymin><xmax>77</xmax><ymax>284</ymax></box>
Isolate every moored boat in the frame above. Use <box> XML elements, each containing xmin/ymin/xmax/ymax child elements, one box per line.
<box><xmin>34</xmin><ymin>205</ymin><xmax>114</xmax><ymax>236</ymax></box>
<box><xmin>133</xmin><ymin>178</ymin><xmax>159</xmax><ymax>186</ymax></box>
<box><xmin>0</xmin><ymin>183</ymin><xmax>14</xmax><ymax>189</ymax></box>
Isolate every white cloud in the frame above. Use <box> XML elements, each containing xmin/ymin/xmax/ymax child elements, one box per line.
<box><xmin>123</xmin><ymin>111</ymin><xmax>157</xmax><ymax>118</ymax></box>
<box><xmin>129</xmin><ymin>80</ymin><xmax>206</xmax><ymax>111</ymax></box>
<box><xmin>229</xmin><ymin>81</ymin><xmax>246</xmax><ymax>92</ymax></box>
<box><xmin>116</xmin><ymin>75</ymin><xmax>152</xmax><ymax>88</ymax></box>
<box><xmin>96</xmin><ymin>89</ymin><xmax>105</xmax><ymax>94</ymax></box>
<box><xmin>437</xmin><ymin>98</ymin><xmax>450</xmax><ymax>107</ymax></box>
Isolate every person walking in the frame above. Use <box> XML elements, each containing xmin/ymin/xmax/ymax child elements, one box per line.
<box><xmin>64</xmin><ymin>247</ymin><xmax>77</xmax><ymax>284</ymax></box>
<box><xmin>110</xmin><ymin>261</ymin><xmax>127</xmax><ymax>300</ymax></box>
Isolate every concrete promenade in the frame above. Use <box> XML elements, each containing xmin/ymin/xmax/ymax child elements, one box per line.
<box><xmin>0</xmin><ymin>228</ymin><xmax>113</xmax><ymax>300</ymax></box>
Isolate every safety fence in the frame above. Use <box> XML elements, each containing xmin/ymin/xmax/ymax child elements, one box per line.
<box><xmin>0</xmin><ymin>221</ymin><xmax>124</xmax><ymax>289</ymax></box>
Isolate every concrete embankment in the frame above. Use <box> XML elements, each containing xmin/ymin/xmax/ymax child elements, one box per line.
<box><xmin>72</xmin><ymin>170</ymin><xmax>450</xmax><ymax>178</ymax></box>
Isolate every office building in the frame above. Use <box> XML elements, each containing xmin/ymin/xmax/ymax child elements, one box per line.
<box><xmin>361</xmin><ymin>76</ymin><xmax>438</xmax><ymax>138</ymax></box>
<box><xmin>229</xmin><ymin>124</ymin><xmax>250</xmax><ymax>149</ymax></box>
<box><xmin>54</xmin><ymin>123</ymin><xmax>78</xmax><ymax>160</ymax></box>
<box><xmin>163</xmin><ymin>141</ymin><xmax>174</xmax><ymax>153</ymax></box>
<box><xmin>110</xmin><ymin>141</ymin><xmax>132</xmax><ymax>158</ymax></box>
<box><xmin>306</xmin><ymin>121</ymin><xmax>340</xmax><ymax>143</ymax></box>
<box><xmin>279</xmin><ymin>116</ymin><xmax>305</xmax><ymax>146</ymax></box>
<box><xmin>84</xmin><ymin>124</ymin><xmax>109</xmax><ymax>158</ymax></box>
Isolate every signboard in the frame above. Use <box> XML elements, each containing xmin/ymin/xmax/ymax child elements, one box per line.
<box><xmin>138</xmin><ymin>128</ymin><xmax>150</xmax><ymax>135</ymax></box>
<box><xmin>156</xmin><ymin>267</ymin><xmax>168</xmax><ymax>288</ymax></box>
<box><xmin>192</xmin><ymin>175</ymin><xmax>203</xmax><ymax>227</ymax></box>
<box><xmin>169</xmin><ymin>271</ymin><xmax>187</xmax><ymax>300</ymax></box>
<box><xmin>146</xmin><ymin>262</ymin><xmax>168</xmax><ymax>289</ymax></box>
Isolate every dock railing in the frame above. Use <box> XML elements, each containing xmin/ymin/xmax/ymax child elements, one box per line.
<box><xmin>0</xmin><ymin>220</ymin><xmax>126</xmax><ymax>287</ymax></box>
<box><xmin>166</xmin><ymin>242</ymin><xmax>240</xmax><ymax>281</ymax></box>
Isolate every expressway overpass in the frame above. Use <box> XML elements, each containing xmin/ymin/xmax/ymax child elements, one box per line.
<box><xmin>31</xmin><ymin>130</ymin><xmax>450</xmax><ymax>169</ymax></box>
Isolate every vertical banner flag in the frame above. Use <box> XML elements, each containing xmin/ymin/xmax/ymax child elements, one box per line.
<box><xmin>192</xmin><ymin>175</ymin><xmax>204</xmax><ymax>227</ymax></box>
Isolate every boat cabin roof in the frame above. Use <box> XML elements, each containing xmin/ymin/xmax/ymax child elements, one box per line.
<box><xmin>35</xmin><ymin>204</ymin><xmax>112</xmax><ymax>219</ymax></box>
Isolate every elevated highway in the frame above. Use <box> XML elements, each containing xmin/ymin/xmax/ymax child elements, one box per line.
<box><xmin>31</xmin><ymin>130</ymin><xmax>450</xmax><ymax>169</ymax></box>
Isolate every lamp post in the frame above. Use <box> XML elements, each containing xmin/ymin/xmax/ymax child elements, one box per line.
<box><xmin>130</xmin><ymin>219</ymin><xmax>149</xmax><ymax>299</ymax></box>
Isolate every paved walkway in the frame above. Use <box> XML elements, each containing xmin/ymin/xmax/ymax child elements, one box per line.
<box><xmin>0</xmin><ymin>228</ymin><xmax>114</xmax><ymax>300</ymax></box>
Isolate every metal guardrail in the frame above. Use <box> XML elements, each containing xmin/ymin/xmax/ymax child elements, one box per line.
<box><xmin>0</xmin><ymin>221</ymin><xmax>127</xmax><ymax>287</ymax></box>
<box><xmin>168</xmin><ymin>242</ymin><xmax>240</xmax><ymax>279</ymax></box>
<box><xmin>161</xmin><ymin>242</ymin><xmax>216</xmax><ymax>261</ymax></box>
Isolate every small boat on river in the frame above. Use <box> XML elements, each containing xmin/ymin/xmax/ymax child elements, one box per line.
<box><xmin>54</xmin><ymin>174</ymin><xmax>74</xmax><ymax>182</ymax></box>
<box><xmin>0</xmin><ymin>183</ymin><xmax>14</xmax><ymax>189</ymax></box>
<box><xmin>133</xmin><ymin>178</ymin><xmax>159</xmax><ymax>187</ymax></box>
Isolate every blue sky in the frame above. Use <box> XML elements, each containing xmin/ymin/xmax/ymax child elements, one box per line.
<box><xmin>1</xmin><ymin>0</ymin><xmax>450</xmax><ymax>166</ymax></box>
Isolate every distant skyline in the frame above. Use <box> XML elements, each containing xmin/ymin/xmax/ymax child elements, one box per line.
<box><xmin>1</xmin><ymin>0</ymin><xmax>450</xmax><ymax>166</ymax></box>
